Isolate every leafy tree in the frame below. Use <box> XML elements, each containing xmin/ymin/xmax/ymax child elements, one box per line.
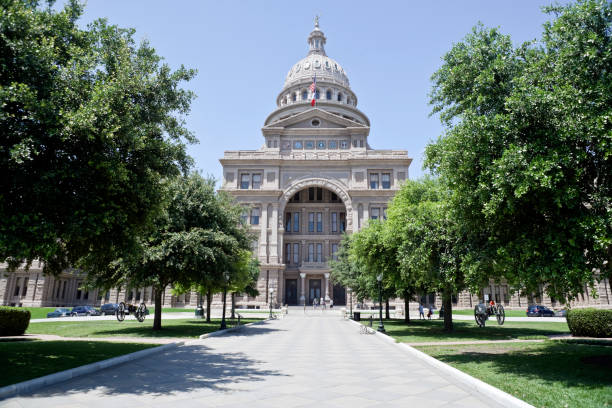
<box><xmin>89</xmin><ymin>173</ymin><xmax>251</xmax><ymax>330</ymax></box>
<box><xmin>426</xmin><ymin>0</ymin><xmax>612</xmax><ymax>303</ymax></box>
<box><xmin>387</xmin><ymin>178</ymin><xmax>464</xmax><ymax>331</ymax></box>
<box><xmin>0</xmin><ymin>0</ymin><xmax>195</xmax><ymax>274</ymax></box>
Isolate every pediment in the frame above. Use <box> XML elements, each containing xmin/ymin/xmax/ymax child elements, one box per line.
<box><xmin>263</xmin><ymin>108</ymin><xmax>367</xmax><ymax>130</ymax></box>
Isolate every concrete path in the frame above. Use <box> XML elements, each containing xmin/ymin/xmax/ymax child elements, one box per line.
<box><xmin>2</xmin><ymin>311</ymin><xmax>501</xmax><ymax>408</ymax></box>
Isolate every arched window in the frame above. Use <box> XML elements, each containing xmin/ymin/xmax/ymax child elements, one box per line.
<box><xmin>292</xmin><ymin>92</ymin><xmax>297</xmax><ymax>102</ymax></box>
<box><xmin>302</xmin><ymin>90</ymin><xmax>308</xmax><ymax>100</ymax></box>
<box><xmin>347</xmin><ymin>98</ymin><xmax>351</xmax><ymax>105</ymax></box>
<box><xmin>337</xmin><ymin>93</ymin><xmax>343</xmax><ymax>102</ymax></box>
<box><xmin>315</xmin><ymin>88</ymin><xmax>320</xmax><ymax>99</ymax></box>
<box><xmin>326</xmin><ymin>90</ymin><xmax>332</xmax><ymax>100</ymax></box>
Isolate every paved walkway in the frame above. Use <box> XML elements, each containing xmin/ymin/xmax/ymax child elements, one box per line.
<box><xmin>2</xmin><ymin>311</ymin><xmax>499</xmax><ymax>408</ymax></box>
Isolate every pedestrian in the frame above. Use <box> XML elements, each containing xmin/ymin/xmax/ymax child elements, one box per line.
<box><xmin>329</xmin><ymin>298</ymin><xmax>334</xmax><ymax>309</ymax></box>
<box><xmin>419</xmin><ymin>303</ymin><xmax>424</xmax><ymax>319</ymax></box>
<box><xmin>427</xmin><ymin>305</ymin><xmax>432</xmax><ymax>320</ymax></box>
<box><xmin>321</xmin><ymin>297</ymin><xmax>326</xmax><ymax>310</ymax></box>
<box><xmin>312</xmin><ymin>297</ymin><xmax>318</xmax><ymax>310</ymax></box>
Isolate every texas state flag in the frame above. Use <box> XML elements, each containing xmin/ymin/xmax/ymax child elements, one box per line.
<box><xmin>309</xmin><ymin>75</ymin><xmax>316</xmax><ymax>106</ymax></box>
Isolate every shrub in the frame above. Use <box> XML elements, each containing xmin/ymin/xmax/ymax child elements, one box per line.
<box><xmin>0</xmin><ymin>307</ymin><xmax>31</xmax><ymax>336</ymax></box>
<box><xmin>566</xmin><ymin>308</ymin><xmax>612</xmax><ymax>338</ymax></box>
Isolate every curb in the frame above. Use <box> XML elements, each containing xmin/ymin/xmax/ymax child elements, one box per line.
<box><xmin>346</xmin><ymin>319</ymin><xmax>534</xmax><ymax>408</ymax></box>
<box><xmin>198</xmin><ymin>319</ymin><xmax>269</xmax><ymax>339</ymax></box>
<box><xmin>0</xmin><ymin>341</ymin><xmax>183</xmax><ymax>400</ymax></box>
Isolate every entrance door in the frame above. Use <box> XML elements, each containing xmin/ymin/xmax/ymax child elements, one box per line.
<box><xmin>285</xmin><ymin>279</ymin><xmax>298</xmax><ymax>305</ymax></box>
<box><xmin>333</xmin><ymin>284</ymin><xmax>346</xmax><ymax>306</ymax></box>
<box><xmin>308</xmin><ymin>279</ymin><xmax>321</xmax><ymax>305</ymax></box>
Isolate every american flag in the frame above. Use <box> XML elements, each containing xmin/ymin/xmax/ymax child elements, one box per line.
<box><xmin>309</xmin><ymin>75</ymin><xmax>316</xmax><ymax>106</ymax></box>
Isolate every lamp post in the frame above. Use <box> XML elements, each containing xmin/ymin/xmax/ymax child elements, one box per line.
<box><xmin>348</xmin><ymin>288</ymin><xmax>353</xmax><ymax>319</ymax></box>
<box><xmin>220</xmin><ymin>271</ymin><xmax>229</xmax><ymax>330</ymax></box>
<box><xmin>377</xmin><ymin>273</ymin><xmax>385</xmax><ymax>333</ymax></box>
<box><xmin>269</xmin><ymin>287</ymin><xmax>274</xmax><ymax>319</ymax></box>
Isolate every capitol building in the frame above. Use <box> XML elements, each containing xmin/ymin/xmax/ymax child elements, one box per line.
<box><xmin>220</xmin><ymin>20</ymin><xmax>411</xmax><ymax>307</ymax></box>
<box><xmin>1</xmin><ymin>20</ymin><xmax>610</xmax><ymax>313</ymax></box>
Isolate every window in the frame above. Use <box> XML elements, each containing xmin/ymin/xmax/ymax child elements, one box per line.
<box><xmin>292</xmin><ymin>92</ymin><xmax>297</xmax><ymax>102</ymax></box>
<box><xmin>326</xmin><ymin>90</ymin><xmax>332</xmax><ymax>100</ymax></box>
<box><xmin>316</xmin><ymin>212</ymin><xmax>323</xmax><ymax>232</ymax></box>
<box><xmin>317</xmin><ymin>187</ymin><xmax>322</xmax><ymax>201</ymax></box>
<box><xmin>315</xmin><ymin>89</ymin><xmax>320</xmax><ymax>99</ymax></box>
<box><xmin>293</xmin><ymin>243</ymin><xmax>299</xmax><ymax>264</ymax></box>
<box><xmin>105</xmin><ymin>291</ymin><xmax>110</xmax><ymax>301</ymax></box>
<box><xmin>294</xmin><ymin>141</ymin><xmax>303</xmax><ymax>149</ymax></box>
<box><xmin>285</xmin><ymin>243</ymin><xmax>291</xmax><ymax>264</ymax></box>
<box><xmin>308</xmin><ymin>187</ymin><xmax>314</xmax><ymax>201</ymax></box>
<box><xmin>370</xmin><ymin>173</ymin><xmax>379</xmax><ymax>189</ymax></box>
<box><xmin>337</xmin><ymin>93</ymin><xmax>343</xmax><ymax>102</ymax></box>
<box><xmin>302</xmin><ymin>90</ymin><xmax>308</xmax><ymax>100</ymax></box>
<box><xmin>55</xmin><ymin>280</ymin><xmax>60</xmax><ymax>298</ymax></box>
<box><xmin>13</xmin><ymin>278</ymin><xmax>21</xmax><ymax>296</ymax></box>
<box><xmin>331</xmin><ymin>212</ymin><xmax>338</xmax><ymax>233</ymax></box>
<box><xmin>340</xmin><ymin>140</ymin><xmax>349</xmax><ymax>149</ymax></box>
<box><xmin>22</xmin><ymin>277</ymin><xmax>28</xmax><ymax>296</ymax></box>
<box><xmin>77</xmin><ymin>284</ymin><xmax>82</xmax><ymax>300</ymax></box>
<box><xmin>382</xmin><ymin>173</ymin><xmax>391</xmax><ymax>189</ymax></box>
<box><xmin>316</xmin><ymin>243</ymin><xmax>323</xmax><ymax>262</ymax></box>
<box><xmin>329</xmin><ymin>140</ymin><xmax>338</xmax><ymax>149</ymax></box>
<box><xmin>252</xmin><ymin>173</ymin><xmax>262</xmax><ymax>189</ymax></box>
<box><xmin>371</xmin><ymin>207</ymin><xmax>380</xmax><ymax>220</ymax></box>
<box><xmin>340</xmin><ymin>212</ymin><xmax>346</xmax><ymax>232</ymax></box>
<box><xmin>293</xmin><ymin>212</ymin><xmax>300</xmax><ymax>232</ymax></box>
<box><xmin>308</xmin><ymin>243</ymin><xmax>314</xmax><ymax>261</ymax></box>
<box><xmin>308</xmin><ymin>212</ymin><xmax>315</xmax><ymax>232</ymax></box>
<box><xmin>285</xmin><ymin>213</ymin><xmax>291</xmax><ymax>232</ymax></box>
<box><xmin>61</xmin><ymin>281</ymin><xmax>66</xmax><ymax>299</ymax></box>
<box><xmin>250</xmin><ymin>208</ymin><xmax>260</xmax><ymax>225</ymax></box>
<box><xmin>331</xmin><ymin>244</ymin><xmax>339</xmax><ymax>260</ymax></box>
<box><xmin>305</xmin><ymin>141</ymin><xmax>314</xmax><ymax>149</ymax></box>
<box><xmin>331</xmin><ymin>192</ymin><xmax>339</xmax><ymax>202</ymax></box>
<box><xmin>240</xmin><ymin>174</ymin><xmax>250</xmax><ymax>189</ymax></box>
<box><xmin>383</xmin><ymin>208</ymin><xmax>388</xmax><ymax>220</ymax></box>
<box><xmin>83</xmin><ymin>290</ymin><xmax>89</xmax><ymax>300</ymax></box>
<box><xmin>240</xmin><ymin>209</ymin><xmax>248</xmax><ymax>224</ymax></box>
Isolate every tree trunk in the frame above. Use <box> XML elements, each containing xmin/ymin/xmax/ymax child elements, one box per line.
<box><xmin>206</xmin><ymin>288</ymin><xmax>212</xmax><ymax>323</ymax></box>
<box><xmin>443</xmin><ymin>288</ymin><xmax>453</xmax><ymax>332</ymax></box>
<box><xmin>385</xmin><ymin>299</ymin><xmax>390</xmax><ymax>319</ymax></box>
<box><xmin>404</xmin><ymin>289</ymin><xmax>411</xmax><ymax>324</ymax></box>
<box><xmin>221</xmin><ymin>289</ymin><xmax>227</xmax><ymax>328</ymax></box>
<box><xmin>153</xmin><ymin>286</ymin><xmax>162</xmax><ymax>331</ymax></box>
<box><xmin>231</xmin><ymin>292</ymin><xmax>235</xmax><ymax>319</ymax></box>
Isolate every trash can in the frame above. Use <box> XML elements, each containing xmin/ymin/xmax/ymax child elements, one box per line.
<box><xmin>353</xmin><ymin>312</ymin><xmax>361</xmax><ymax>321</ymax></box>
<box><xmin>194</xmin><ymin>306</ymin><xmax>204</xmax><ymax>319</ymax></box>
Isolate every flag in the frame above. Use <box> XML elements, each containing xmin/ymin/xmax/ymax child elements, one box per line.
<box><xmin>309</xmin><ymin>75</ymin><xmax>316</xmax><ymax>106</ymax></box>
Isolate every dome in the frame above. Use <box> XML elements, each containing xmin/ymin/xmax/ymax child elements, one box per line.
<box><xmin>284</xmin><ymin>54</ymin><xmax>349</xmax><ymax>89</ymax></box>
<box><xmin>282</xmin><ymin>18</ymin><xmax>350</xmax><ymax>91</ymax></box>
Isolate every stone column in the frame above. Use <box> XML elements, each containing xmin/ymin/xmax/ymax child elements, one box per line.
<box><xmin>163</xmin><ymin>286</ymin><xmax>174</xmax><ymax>306</ymax></box>
<box><xmin>0</xmin><ymin>275</ymin><xmax>8</xmax><ymax>306</ymax></box>
<box><xmin>300</xmin><ymin>273</ymin><xmax>306</xmax><ymax>305</ymax></box>
<box><xmin>270</xmin><ymin>203</ymin><xmax>279</xmax><ymax>264</ymax></box>
<box><xmin>324</xmin><ymin>273</ymin><xmax>330</xmax><ymax>301</ymax></box>
<box><xmin>324</xmin><ymin>208</ymin><xmax>330</xmax><ymax>234</ymax></box>
<box><xmin>259</xmin><ymin>203</ymin><xmax>268</xmax><ymax>261</ymax></box>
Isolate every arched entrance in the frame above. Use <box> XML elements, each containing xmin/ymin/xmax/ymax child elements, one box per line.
<box><xmin>280</xmin><ymin>180</ymin><xmax>350</xmax><ymax>306</ymax></box>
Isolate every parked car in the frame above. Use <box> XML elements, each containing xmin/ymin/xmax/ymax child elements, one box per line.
<box><xmin>100</xmin><ymin>303</ymin><xmax>119</xmax><ymax>316</ymax></box>
<box><xmin>526</xmin><ymin>305</ymin><xmax>555</xmax><ymax>317</ymax></box>
<box><xmin>46</xmin><ymin>308</ymin><xmax>72</xmax><ymax>318</ymax></box>
<box><xmin>70</xmin><ymin>306</ymin><xmax>101</xmax><ymax>316</ymax></box>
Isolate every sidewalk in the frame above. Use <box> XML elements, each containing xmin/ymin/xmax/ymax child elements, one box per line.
<box><xmin>1</xmin><ymin>310</ymin><xmax>525</xmax><ymax>407</ymax></box>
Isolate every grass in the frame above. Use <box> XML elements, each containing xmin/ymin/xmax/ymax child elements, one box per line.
<box><xmin>417</xmin><ymin>341</ymin><xmax>612</xmax><ymax>408</ymax></box>
<box><xmin>364</xmin><ymin>318</ymin><xmax>570</xmax><ymax>343</ymax></box>
<box><xmin>451</xmin><ymin>308</ymin><xmax>531</xmax><ymax>318</ymax></box>
<box><xmin>0</xmin><ymin>340</ymin><xmax>156</xmax><ymax>387</ymax></box>
<box><xmin>27</xmin><ymin>317</ymin><xmax>262</xmax><ymax>338</ymax></box>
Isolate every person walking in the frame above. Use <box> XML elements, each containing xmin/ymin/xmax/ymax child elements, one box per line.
<box><xmin>419</xmin><ymin>303</ymin><xmax>424</xmax><ymax>320</ymax></box>
<box><xmin>321</xmin><ymin>297</ymin><xmax>326</xmax><ymax>310</ymax></box>
<box><xmin>427</xmin><ymin>305</ymin><xmax>433</xmax><ymax>320</ymax></box>
<box><xmin>329</xmin><ymin>298</ymin><xmax>334</xmax><ymax>309</ymax></box>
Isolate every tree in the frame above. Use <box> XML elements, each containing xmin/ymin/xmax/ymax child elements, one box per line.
<box><xmin>387</xmin><ymin>178</ymin><xmax>465</xmax><ymax>331</ymax></box>
<box><xmin>89</xmin><ymin>173</ymin><xmax>251</xmax><ymax>330</ymax></box>
<box><xmin>0</xmin><ymin>1</ymin><xmax>196</xmax><ymax>274</ymax></box>
<box><xmin>426</xmin><ymin>0</ymin><xmax>612</xmax><ymax>303</ymax></box>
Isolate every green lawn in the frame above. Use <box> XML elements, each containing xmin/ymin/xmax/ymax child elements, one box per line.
<box><xmin>365</xmin><ymin>318</ymin><xmax>569</xmax><ymax>343</ymax></box>
<box><xmin>27</xmin><ymin>317</ymin><xmax>262</xmax><ymax>338</ymax></box>
<box><xmin>417</xmin><ymin>341</ymin><xmax>612</xmax><ymax>408</ymax></box>
<box><xmin>0</xmin><ymin>340</ymin><xmax>155</xmax><ymax>387</ymax></box>
<box><xmin>451</xmin><ymin>308</ymin><xmax>530</xmax><ymax>318</ymax></box>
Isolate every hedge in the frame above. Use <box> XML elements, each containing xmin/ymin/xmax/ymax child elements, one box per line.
<box><xmin>0</xmin><ymin>307</ymin><xmax>31</xmax><ymax>336</ymax></box>
<box><xmin>566</xmin><ymin>308</ymin><xmax>612</xmax><ymax>338</ymax></box>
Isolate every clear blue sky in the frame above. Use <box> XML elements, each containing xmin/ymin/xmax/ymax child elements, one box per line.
<box><xmin>67</xmin><ymin>1</ymin><xmax>566</xmax><ymax>182</ymax></box>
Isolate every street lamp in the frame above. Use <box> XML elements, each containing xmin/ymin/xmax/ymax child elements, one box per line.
<box><xmin>377</xmin><ymin>273</ymin><xmax>385</xmax><ymax>333</ymax></box>
<box><xmin>348</xmin><ymin>288</ymin><xmax>353</xmax><ymax>319</ymax></box>
<box><xmin>269</xmin><ymin>287</ymin><xmax>274</xmax><ymax>319</ymax></box>
<box><xmin>220</xmin><ymin>271</ymin><xmax>229</xmax><ymax>330</ymax></box>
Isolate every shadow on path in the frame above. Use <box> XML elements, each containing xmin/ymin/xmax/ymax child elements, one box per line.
<box><xmin>28</xmin><ymin>343</ymin><xmax>287</xmax><ymax>398</ymax></box>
